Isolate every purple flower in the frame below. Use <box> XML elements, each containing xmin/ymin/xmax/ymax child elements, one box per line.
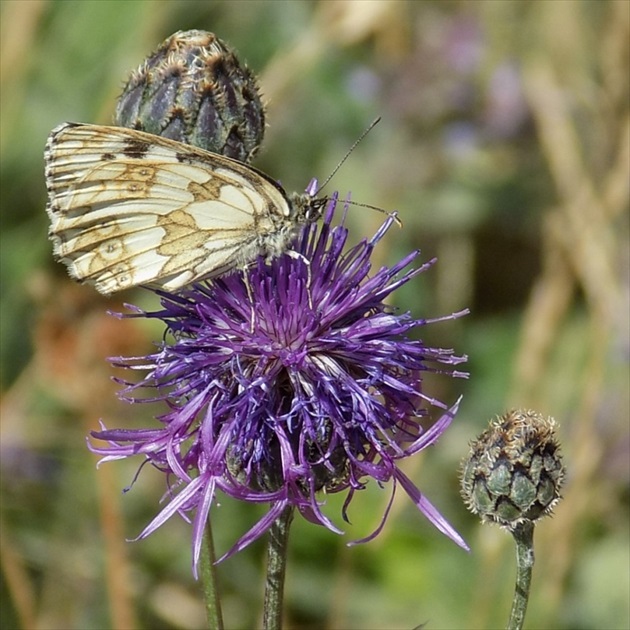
<box><xmin>89</xmin><ymin>195</ymin><xmax>469</xmax><ymax>576</ymax></box>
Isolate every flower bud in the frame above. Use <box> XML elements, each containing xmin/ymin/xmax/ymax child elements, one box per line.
<box><xmin>114</xmin><ymin>30</ymin><xmax>266</xmax><ymax>162</ymax></box>
<box><xmin>460</xmin><ymin>409</ymin><xmax>565</xmax><ymax>528</ymax></box>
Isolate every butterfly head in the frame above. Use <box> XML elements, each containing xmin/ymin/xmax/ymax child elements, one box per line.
<box><xmin>290</xmin><ymin>177</ymin><xmax>329</xmax><ymax>226</ymax></box>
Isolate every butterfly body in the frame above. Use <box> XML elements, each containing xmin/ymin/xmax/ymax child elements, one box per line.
<box><xmin>45</xmin><ymin>123</ymin><xmax>325</xmax><ymax>294</ymax></box>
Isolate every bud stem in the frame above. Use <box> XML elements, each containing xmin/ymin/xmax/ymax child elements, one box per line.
<box><xmin>507</xmin><ymin>520</ymin><xmax>535</xmax><ymax>630</ymax></box>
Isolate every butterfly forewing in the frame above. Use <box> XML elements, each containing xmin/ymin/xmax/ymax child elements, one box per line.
<box><xmin>45</xmin><ymin>123</ymin><xmax>300</xmax><ymax>294</ymax></box>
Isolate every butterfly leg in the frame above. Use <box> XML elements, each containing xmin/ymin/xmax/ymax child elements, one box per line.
<box><xmin>285</xmin><ymin>250</ymin><xmax>313</xmax><ymax>310</ymax></box>
<box><xmin>242</xmin><ymin>271</ymin><xmax>256</xmax><ymax>332</ymax></box>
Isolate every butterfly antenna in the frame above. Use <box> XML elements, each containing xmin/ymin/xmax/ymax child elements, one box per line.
<box><xmin>346</xmin><ymin>200</ymin><xmax>403</xmax><ymax>227</ymax></box>
<box><xmin>314</xmin><ymin>117</ymin><xmax>381</xmax><ymax>196</ymax></box>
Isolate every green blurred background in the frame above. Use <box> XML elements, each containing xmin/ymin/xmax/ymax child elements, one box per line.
<box><xmin>1</xmin><ymin>1</ymin><xmax>628</xmax><ymax>628</ymax></box>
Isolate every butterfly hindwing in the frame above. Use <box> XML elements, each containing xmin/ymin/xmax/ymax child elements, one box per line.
<box><xmin>45</xmin><ymin>123</ymin><xmax>295</xmax><ymax>294</ymax></box>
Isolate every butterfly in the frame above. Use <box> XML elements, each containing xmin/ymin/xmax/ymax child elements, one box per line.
<box><xmin>44</xmin><ymin>123</ymin><xmax>328</xmax><ymax>294</ymax></box>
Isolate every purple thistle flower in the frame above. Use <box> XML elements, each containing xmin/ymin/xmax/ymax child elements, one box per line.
<box><xmin>89</xmin><ymin>194</ymin><xmax>469</xmax><ymax>576</ymax></box>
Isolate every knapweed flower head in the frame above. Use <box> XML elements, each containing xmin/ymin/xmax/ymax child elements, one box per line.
<box><xmin>90</xmin><ymin>196</ymin><xmax>469</xmax><ymax>576</ymax></box>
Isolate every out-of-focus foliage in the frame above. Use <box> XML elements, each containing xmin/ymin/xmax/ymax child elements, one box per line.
<box><xmin>1</xmin><ymin>1</ymin><xmax>628</xmax><ymax>629</ymax></box>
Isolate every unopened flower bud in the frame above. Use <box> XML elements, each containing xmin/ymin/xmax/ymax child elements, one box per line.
<box><xmin>114</xmin><ymin>29</ymin><xmax>266</xmax><ymax>162</ymax></box>
<box><xmin>460</xmin><ymin>409</ymin><xmax>565</xmax><ymax>528</ymax></box>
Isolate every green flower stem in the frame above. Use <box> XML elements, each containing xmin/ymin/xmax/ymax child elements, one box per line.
<box><xmin>263</xmin><ymin>506</ymin><xmax>295</xmax><ymax>630</ymax></box>
<box><xmin>199</xmin><ymin>521</ymin><xmax>224</xmax><ymax>630</ymax></box>
<box><xmin>507</xmin><ymin>520</ymin><xmax>535</xmax><ymax>630</ymax></box>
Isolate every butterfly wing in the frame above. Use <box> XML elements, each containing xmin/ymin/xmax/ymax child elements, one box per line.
<box><xmin>45</xmin><ymin>123</ymin><xmax>294</xmax><ymax>294</ymax></box>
